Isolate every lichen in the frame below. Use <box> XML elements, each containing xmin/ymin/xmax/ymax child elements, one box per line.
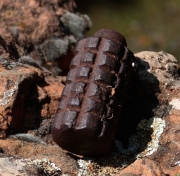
<box><xmin>78</xmin><ymin>159</ymin><xmax>91</xmax><ymax>176</ymax></box>
<box><xmin>40</xmin><ymin>36</ymin><xmax>76</xmax><ymax>62</ymax></box>
<box><xmin>0</xmin><ymin>56</ymin><xmax>22</xmax><ymax>69</ymax></box>
<box><xmin>61</xmin><ymin>12</ymin><xmax>92</xmax><ymax>39</ymax></box>
<box><xmin>9</xmin><ymin>133</ymin><xmax>47</xmax><ymax>145</ymax></box>
<box><xmin>77</xmin><ymin>117</ymin><xmax>166</xmax><ymax>175</ymax></box>
<box><xmin>137</xmin><ymin>117</ymin><xmax>166</xmax><ymax>157</ymax></box>
<box><xmin>0</xmin><ymin>86</ymin><xmax>17</xmax><ymax>106</ymax></box>
<box><xmin>32</xmin><ymin>158</ymin><xmax>62</xmax><ymax>176</ymax></box>
<box><xmin>40</xmin><ymin>38</ymin><xmax>69</xmax><ymax>61</ymax></box>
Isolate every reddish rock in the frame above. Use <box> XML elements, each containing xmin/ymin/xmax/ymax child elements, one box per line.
<box><xmin>72</xmin><ymin>51</ymin><xmax>180</xmax><ymax>176</ymax></box>
<box><xmin>0</xmin><ymin>138</ymin><xmax>78</xmax><ymax>175</ymax></box>
<box><xmin>0</xmin><ymin>0</ymin><xmax>92</xmax><ymax>75</ymax></box>
<box><xmin>119</xmin><ymin>158</ymin><xmax>166</xmax><ymax>176</ymax></box>
<box><xmin>0</xmin><ymin>0</ymin><xmax>94</xmax><ymax>175</ymax></box>
<box><xmin>117</xmin><ymin>51</ymin><xmax>180</xmax><ymax>176</ymax></box>
<box><xmin>0</xmin><ymin>3</ymin><xmax>179</xmax><ymax>174</ymax></box>
<box><xmin>0</xmin><ymin>58</ymin><xmax>64</xmax><ymax>138</ymax></box>
<box><xmin>0</xmin><ymin>46</ymin><xmax>180</xmax><ymax>175</ymax></box>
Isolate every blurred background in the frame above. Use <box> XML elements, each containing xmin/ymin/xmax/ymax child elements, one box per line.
<box><xmin>75</xmin><ymin>0</ymin><xmax>180</xmax><ymax>62</ymax></box>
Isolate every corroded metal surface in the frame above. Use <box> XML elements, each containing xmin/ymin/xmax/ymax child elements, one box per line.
<box><xmin>52</xmin><ymin>29</ymin><xmax>136</xmax><ymax>156</ymax></box>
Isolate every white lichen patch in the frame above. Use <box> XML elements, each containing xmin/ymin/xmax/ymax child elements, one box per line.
<box><xmin>77</xmin><ymin>158</ymin><xmax>122</xmax><ymax>176</ymax></box>
<box><xmin>77</xmin><ymin>117</ymin><xmax>166</xmax><ymax>175</ymax></box>
<box><xmin>0</xmin><ymin>86</ymin><xmax>17</xmax><ymax>106</ymax></box>
<box><xmin>32</xmin><ymin>158</ymin><xmax>62</xmax><ymax>176</ymax></box>
<box><xmin>78</xmin><ymin>159</ymin><xmax>92</xmax><ymax>176</ymax></box>
<box><xmin>138</xmin><ymin>117</ymin><xmax>166</xmax><ymax>157</ymax></box>
<box><xmin>169</xmin><ymin>99</ymin><xmax>180</xmax><ymax>111</ymax></box>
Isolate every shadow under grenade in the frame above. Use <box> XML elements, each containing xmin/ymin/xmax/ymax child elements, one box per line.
<box><xmin>51</xmin><ymin>29</ymin><xmax>137</xmax><ymax>156</ymax></box>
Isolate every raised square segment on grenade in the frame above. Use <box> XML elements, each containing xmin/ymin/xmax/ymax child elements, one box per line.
<box><xmin>94</xmin><ymin>68</ymin><xmax>115</xmax><ymax>85</ymax></box>
<box><xmin>76</xmin><ymin>67</ymin><xmax>92</xmax><ymax>79</ymax></box>
<box><xmin>85</xmin><ymin>37</ymin><xmax>100</xmax><ymax>49</ymax></box>
<box><xmin>62</xmin><ymin>83</ymin><xmax>72</xmax><ymax>96</ymax></box>
<box><xmin>61</xmin><ymin>110</ymin><xmax>78</xmax><ymax>128</ymax></box>
<box><xmin>53</xmin><ymin>110</ymin><xmax>64</xmax><ymax>129</ymax></box>
<box><xmin>67</xmin><ymin>97</ymin><xmax>82</xmax><ymax>108</ymax></box>
<box><xmin>66</xmin><ymin>67</ymin><xmax>77</xmax><ymax>82</ymax></box>
<box><xmin>71</xmin><ymin>82</ymin><xmax>86</xmax><ymax>94</ymax></box>
<box><xmin>74</xmin><ymin>38</ymin><xmax>86</xmax><ymax>53</ymax></box>
<box><xmin>100</xmin><ymin>38</ymin><xmax>122</xmax><ymax>55</ymax></box>
<box><xmin>88</xmin><ymin>83</ymin><xmax>110</xmax><ymax>101</ymax></box>
<box><xmin>80</xmin><ymin>52</ymin><xmax>95</xmax><ymax>64</ymax></box>
<box><xmin>58</xmin><ymin>96</ymin><xmax>67</xmax><ymax>109</ymax></box>
<box><xmin>75</xmin><ymin>113</ymin><xmax>101</xmax><ymax>131</ymax></box>
<box><xmin>69</xmin><ymin>54</ymin><xmax>81</xmax><ymax>68</ymax></box>
<box><xmin>83</xmin><ymin>98</ymin><xmax>103</xmax><ymax>115</ymax></box>
<box><xmin>98</xmin><ymin>54</ymin><xmax>119</xmax><ymax>70</ymax></box>
<box><xmin>121</xmin><ymin>48</ymin><xmax>135</xmax><ymax>64</ymax></box>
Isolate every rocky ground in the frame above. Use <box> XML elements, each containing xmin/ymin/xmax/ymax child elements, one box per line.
<box><xmin>0</xmin><ymin>0</ymin><xmax>92</xmax><ymax>76</ymax></box>
<box><xmin>0</xmin><ymin>49</ymin><xmax>180</xmax><ymax>176</ymax></box>
<box><xmin>0</xmin><ymin>0</ymin><xmax>180</xmax><ymax>176</ymax></box>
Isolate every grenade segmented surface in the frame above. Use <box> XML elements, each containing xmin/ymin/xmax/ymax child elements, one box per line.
<box><xmin>52</xmin><ymin>29</ymin><xmax>136</xmax><ymax>156</ymax></box>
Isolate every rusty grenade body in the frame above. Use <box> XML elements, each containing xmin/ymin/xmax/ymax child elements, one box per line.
<box><xmin>51</xmin><ymin>29</ymin><xmax>136</xmax><ymax>156</ymax></box>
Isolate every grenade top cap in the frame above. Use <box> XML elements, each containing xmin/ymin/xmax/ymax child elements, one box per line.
<box><xmin>93</xmin><ymin>29</ymin><xmax>127</xmax><ymax>46</ymax></box>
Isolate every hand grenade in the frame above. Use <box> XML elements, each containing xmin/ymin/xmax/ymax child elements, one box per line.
<box><xmin>51</xmin><ymin>29</ymin><xmax>136</xmax><ymax>156</ymax></box>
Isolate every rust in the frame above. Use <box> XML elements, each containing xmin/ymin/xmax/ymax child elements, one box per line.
<box><xmin>51</xmin><ymin>29</ymin><xmax>137</xmax><ymax>156</ymax></box>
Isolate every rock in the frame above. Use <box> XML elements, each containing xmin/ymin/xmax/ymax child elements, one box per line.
<box><xmin>0</xmin><ymin>29</ymin><xmax>24</xmax><ymax>61</ymax></box>
<box><xmin>0</xmin><ymin>7</ymin><xmax>180</xmax><ymax>173</ymax></box>
<box><xmin>0</xmin><ymin>139</ymin><xmax>78</xmax><ymax>175</ymax></box>
<box><xmin>119</xmin><ymin>158</ymin><xmax>166</xmax><ymax>176</ymax></box>
<box><xmin>0</xmin><ymin>0</ymin><xmax>92</xmax><ymax>75</ymax></box>
<box><xmin>118</xmin><ymin>51</ymin><xmax>180</xmax><ymax>176</ymax></box>
<box><xmin>1</xmin><ymin>19</ymin><xmax>180</xmax><ymax>175</ymax></box>
<box><xmin>0</xmin><ymin>50</ymin><xmax>179</xmax><ymax>175</ymax></box>
<box><xmin>0</xmin><ymin>58</ymin><xmax>64</xmax><ymax>138</ymax></box>
<box><xmin>70</xmin><ymin>51</ymin><xmax>180</xmax><ymax>176</ymax></box>
<box><xmin>0</xmin><ymin>1</ymin><xmax>92</xmax><ymax>174</ymax></box>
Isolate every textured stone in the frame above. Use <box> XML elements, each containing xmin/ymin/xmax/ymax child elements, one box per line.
<box><xmin>0</xmin><ymin>48</ymin><xmax>180</xmax><ymax>175</ymax></box>
<box><xmin>0</xmin><ymin>138</ymin><xmax>78</xmax><ymax>175</ymax></box>
<box><xmin>119</xmin><ymin>158</ymin><xmax>166</xmax><ymax>176</ymax></box>
<box><xmin>0</xmin><ymin>6</ymin><xmax>180</xmax><ymax>173</ymax></box>
<box><xmin>73</xmin><ymin>51</ymin><xmax>180</xmax><ymax>176</ymax></box>
<box><xmin>0</xmin><ymin>0</ymin><xmax>92</xmax><ymax>75</ymax></box>
<box><xmin>0</xmin><ymin>59</ymin><xmax>64</xmax><ymax>138</ymax></box>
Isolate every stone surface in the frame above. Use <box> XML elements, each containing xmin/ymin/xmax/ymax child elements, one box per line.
<box><xmin>119</xmin><ymin>158</ymin><xmax>166</xmax><ymax>176</ymax></box>
<box><xmin>0</xmin><ymin>0</ymin><xmax>92</xmax><ymax>75</ymax></box>
<box><xmin>0</xmin><ymin>156</ymin><xmax>62</xmax><ymax>176</ymax></box>
<box><xmin>0</xmin><ymin>139</ymin><xmax>78</xmax><ymax>175</ymax></box>
<box><xmin>0</xmin><ymin>3</ymin><xmax>180</xmax><ymax>174</ymax></box>
<box><xmin>0</xmin><ymin>1</ymin><xmax>92</xmax><ymax>175</ymax></box>
<box><xmin>0</xmin><ymin>47</ymin><xmax>180</xmax><ymax>175</ymax></box>
<box><xmin>73</xmin><ymin>51</ymin><xmax>180</xmax><ymax>176</ymax></box>
<box><xmin>0</xmin><ymin>57</ymin><xmax>64</xmax><ymax>138</ymax></box>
